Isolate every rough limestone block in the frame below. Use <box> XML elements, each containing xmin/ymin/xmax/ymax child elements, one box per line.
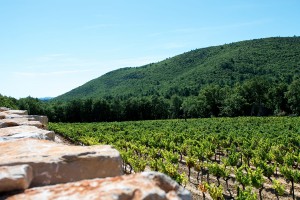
<box><xmin>0</xmin><ymin>165</ymin><xmax>33</xmax><ymax>193</ymax></box>
<box><xmin>27</xmin><ymin>115</ymin><xmax>48</xmax><ymax>127</ymax></box>
<box><xmin>0</xmin><ymin>118</ymin><xmax>43</xmax><ymax>128</ymax></box>
<box><xmin>0</xmin><ymin>107</ymin><xmax>10</xmax><ymax>112</ymax></box>
<box><xmin>6</xmin><ymin>172</ymin><xmax>192</xmax><ymax>200</ymax></box>
<box><xmin>0</xmin><ymin>125</ymin><xmax>55</xmax><ymax>142</ymax></box>
<box><xmin>0</xmin><ymin>113</ymin><xmax>18</xmax><ymax>119</ymax></box>
<box><xmin>0</xmin><ymin>114</ymin><xmax>48</xmax><ymax>128</ymax></box>
<box><xmin>3</xmin><ymin>110</ymin><xmax>28</xmax><ymax>116</ymax></box>
<box><xmin>1</xmin><ymin>113</ymin><xmax>30</xmax><ymax>119</ymax></box>
<box><xmin>0</xmin><ymin>138</ymin><xmax>123</xmax><ymax>187</ymax></box>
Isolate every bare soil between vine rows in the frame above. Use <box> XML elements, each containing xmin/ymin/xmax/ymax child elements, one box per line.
<box><xmin>178</xmin><ymin>160</ymin><xmax>300</xmax><ymax>200</ymax></box>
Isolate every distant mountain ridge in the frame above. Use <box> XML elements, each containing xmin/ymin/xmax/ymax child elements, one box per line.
<box><xmin>39</xmin><ymin>97</ymin><xmax>53</xmax><ymax>101</ymax></box>
<box><xmin>54</xmin><ymin>37</ymin><xmax>300</xmax><ymax>101</ymax></box>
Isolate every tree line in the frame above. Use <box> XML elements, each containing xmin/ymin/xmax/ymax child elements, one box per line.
<box><xmin>1</xmin><ymin>77</ymin><xmax>300</xmax><ymax>122</ymax></box>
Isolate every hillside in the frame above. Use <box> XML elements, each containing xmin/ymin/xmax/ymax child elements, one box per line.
<box><xmin>55</xmin><ymin>37</ymin><xmax>300</xmax><ymax>101</ymax></box>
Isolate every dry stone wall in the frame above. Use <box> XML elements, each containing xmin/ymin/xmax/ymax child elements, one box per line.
<box><xmin>0</xmin><ymin>107</ymin><xmax>191</xmax><ymax>200</ymax></box>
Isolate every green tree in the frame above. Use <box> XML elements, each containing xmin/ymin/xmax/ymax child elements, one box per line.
<box><xmin>239</xmin><ymin>78</ymin><xmax>271</xmax><ymax>116</ymax></box>
<box><xmin>93</xmin><ymin>99</ymin><xmax>111</xmax><ymax>121</ymax></box>
<box><xmin>150</xmin><ymin>95</ymin><xmax>169</xmax><ymax>119</ymax></box>
<box><xmin>170</xmin><ymin>95</ymin><xmax>183</xmax><ymax>118</ymax></box>
<box><xmin>18</xmin><ymin>96</ymin><xmax>45</xmax><ymax>115</ymax></box>
<box><xmin>0</xmin><ymin>94</ymin><xmax>18</xmax><ymax>109</ymax></box>
<box><xmin>285</xmin><ymin>79</ymin><xmax>300</xmax><ymax>114</ymax></box>
<box><xmin>198</xmin><ymin>84</ymin><xmax>224</xmax><ymax>117</ymax></box>
<box><xmin>267</xmin><ymin>82</ymin><xmax>288</xmax><ymax>114</ymax></box>
<box><xmin>181</xmin><ymin>96</ymin><xmax>201</xmax><ymax>118</ymax></box>
<box><xmin>65</xmin><ymin>99</ymin><xmax>83</xmax><ymax>122</ymax></box>
<box><xmin>221</xmin><ymin>85</ymin><xmax>246</xmax><ymax>116</ymax></box>
<box><xmin>82</xmin><ymin>99</ymin><xmax>93</xmax><ymax>122</ymax></box>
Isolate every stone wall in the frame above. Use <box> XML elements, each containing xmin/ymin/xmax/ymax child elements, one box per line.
<box><xmin>0</xmin><ymin>107</ymin><xmax>191</xmax><ymax>200</ymax></box>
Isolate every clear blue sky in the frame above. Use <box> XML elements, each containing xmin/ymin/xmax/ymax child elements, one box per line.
<box><xmin>1</xmin><ymin>0</ymin><xmax>299</xmax><ymax>98</ymax></box>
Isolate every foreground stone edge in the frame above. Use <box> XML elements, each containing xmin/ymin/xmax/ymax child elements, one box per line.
<box><xmin>6</xmin><ymin>172</ymin><xmax>192</xmax><ymax>200</ymax></box>
<box><xmin>0</xmin><ymin>165</ymin><xmax>33</xmax><ymax>193</ymax></box>
<box><xmin>0</xmin><ymin>138</ymin><xmax>123</xmax><ymax>188</ymax></box>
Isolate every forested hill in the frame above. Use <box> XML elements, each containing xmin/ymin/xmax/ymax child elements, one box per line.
<box><xmin>3</xmin><ymin>36</ymin><xmax>300</xmax><ymax>121</ymax></box>
<box><xmin>54</xmin><ymin>37</ymin><xmax>300</xmax><ymax>101</ymax></box>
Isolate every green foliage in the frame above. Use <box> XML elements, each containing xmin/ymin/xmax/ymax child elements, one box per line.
<box><xmin>162</xmin><ymin>150</ymin><xmax>179</xmax><ymax>164</ymax></box>
<box><xmin>186</xmin><ymin>156</ymin><xmax>196</xmax><ymax>168</ymax></box>
<box><xmin>0</xmin><ymin>94</ymin><xmax>18</xmax><ymax>109</ymax></box>
<box><xmin>280</xmin><ymin>165</ymin><xmax>300</xmax><ymax>182</ymax></box>
<box><xmin>203</xmin><ymin>182</ymin><xmax>224</xmax><ymax>200</ymax></box>
<box><xmin>207</xmin><ymin>163</ymin><xmax>228</xmax><ymax>184</ymax></box>
<box><xmin>54</xmin><ymin>37</ymin><xmax>300</xmax><ymax>102</ymax></box>
<box><xmin>283</xmin><ymin>152</ymin><xmax>296</xmax><ymax>167</ymax></box>
<box><xmin>272</xmin><ymin>179</ymin><xmax>285</xmax><ymax>197</ymax></box>
<box><xmin>224</xmin><ymin>151</ymin><xmax>240</xmax><ymax>167</ymax></box>
<box><xmin>221</xmin><ymin>87</ymin><xmax>246</xmax><ymax>117</ymax></box>
<box><xmin>249</xmin><ymin>167</ymin><xmax>264</xmax><ymax>189</ymax></box>
<box><xmin>252</xmin><ymin>158</ymin><xmax>275</xmax><ymax>179</ymax></box>
<box><xmin>236</xmin><ymin>187</ymin><xmax>257</xmax><ymax>200</ymax></box>
<box><xmin>18</xmin><ymin>96</ymin><xmax>46</xmax><ymax>115</ymax></box>
<box><xmin>132</xmin><ymin>157</ymin><xmax>147</xmax><ymax>172</ymax></box>
<box><xmin>186</xmin><ymin>156</ymin><xmax>196</xmax><ymax>179</ymax></box>
<box><xmin>235</xmin><ymin>166</ymin><xmax>252</xmax><ymax>189</ymax></box>
<box><xmin>161</xmin><ymin>162</ymin><xmax>179</xmax><ymax>180</ymax></box>
<box><xmin>175</xmin><ymin>172</ymin><xmax>188</xmax><ymax>187</ymax></box>
<box><xmin>269</xmin><ymin>145</ymin><xmax>285</xmax><ymax>164</ymax></box>
<box><xmin>286</xmin><ymin>79</ymin><xmax>300</xmax><ymax>114</ymax></box>
<box><xmin>78</xmin><ymin>136</ymin><xmax>99</xmax><ymax>145</ymax></box>
<box><xmin>280</xmin><ymin>165</ymin><xmax>300</xmax><ymax>199</ymax></box>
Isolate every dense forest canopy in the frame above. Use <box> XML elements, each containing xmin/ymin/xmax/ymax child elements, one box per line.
<box><xmin>55</xmin><ymin>37</ymin><xmax>300</xmax><ymax>101</ymax></box>
<box><xmin>1</xmin><ymin>37</ymin><xmax>300</xmax><ymax>122</ymax></box>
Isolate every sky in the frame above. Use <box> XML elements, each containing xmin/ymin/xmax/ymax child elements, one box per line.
<box><xmin>1</xmin><ymin>0</ymin><xmax>300</xmax><ymax>99</ymax></box>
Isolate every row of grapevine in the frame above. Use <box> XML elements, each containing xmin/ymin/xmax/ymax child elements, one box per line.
<box><xmin>49</xmin><ymin>117</ymin><xmax>300</xmax><ymax>199</ymax></box>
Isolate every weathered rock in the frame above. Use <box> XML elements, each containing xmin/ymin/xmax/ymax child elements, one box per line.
<box><xmin>0</xmin><ymin>165</ymin><xmax>33</xmax><ymax>193</ymax></box>
<box><xmin>0</xmin><ymin>113</ymin><xmax>19</xmax><ymax>119</ymax></box>
<box><xmin>3</xmin><ymin>110</ymin><xmax>28</xmax><ymax>116</ymax></box>
<box><xmin>0</xmin><ymin>113</ymin><xmax>48</xmax><ymax>127</ymax></box>
<box><xmin>0</xmin><ymin>107</ymin><xmax>10</xmax><ymax>112</ymax></box>
<box><xmin>0</xmin><ymin>113</ymin><xmax>30</xmax><ymax>119</ymax></box>
<box><xmin>6</xmin><ymin>172</ymin><xmax>192</xmax><ymax>200</ymax></box>
<box><xmin>0</xmin><ymin>138</ymin><xmax>123</xmax><ymax>187</ymax></box>
<box><xmin>27</xmin><ymin>115</ymin><xmax>48</xmax><ymax>127</ymax></box>
<box><xmin>0</xmin><ymin>113</ymin><xmax>5</xmax><ymax>119</ymax></box>
<box><xmin>0</xmin><ymin>118</ymin><xmax>43</xmax><ymax>128</ymax></box>
<box><xmin>0</xmin><ymin>125</ymin><xmax>55</xmax><ymax>142</ymax></box>
<box><xmin>0</xmin><ymin>113</ymin><xmax>47</xmax><ymax>126</ymax></box>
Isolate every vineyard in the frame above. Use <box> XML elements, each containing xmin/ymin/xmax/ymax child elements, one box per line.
<box><xmin>49</xmin><ymin>117</ymin><xmax>300</xmax><ymax>200</ymax></box>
